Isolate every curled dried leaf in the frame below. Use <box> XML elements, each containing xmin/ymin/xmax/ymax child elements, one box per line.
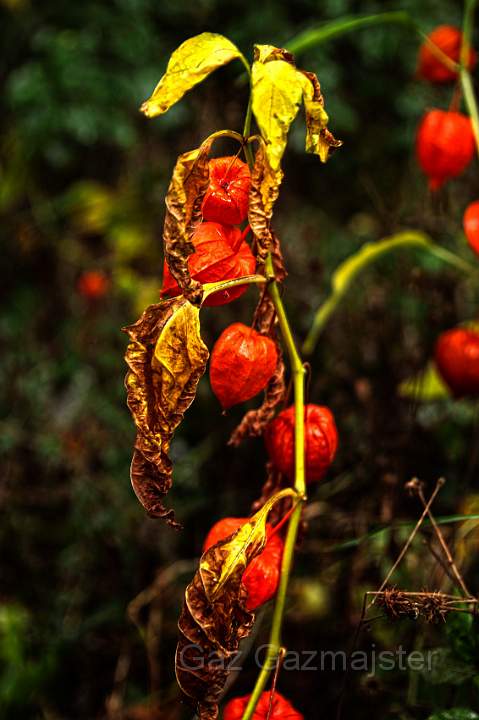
<box><xmin>163</xmin><ymin>141</ymin><xmax>213</xmax><ymax>305</ymax></box>
<box><xmin>175</xmin><ymin>488</ymin><xmax>297</xmax><ymax>719</ymax></box>
<box><xmin>298</xmin><ymin>70</ymin><xmax>342</xmax><ymax>162</ymax></box>
<box><xmin>251</xmin><ymin>461</ymin><xmax>284</xmax><ymax>516</ymax></box>
<box><xmin>270</xmin><ymin>229</ymin><xmax>287</xmax><ymax>282</ymax></box>
<box><xmin>252</xmin><ymin>287</ymin><xmax>276</xmax><ymax>335</ymax></box>
<box><xmin>123</xmin><ymin>298</ymin><xmax>209</xmax><ymax>528</ymax></box>
<box><xmin>248</xmin><ymin>140</ymin><xmax>283</xmax><ymax>267</ymax></box>
<box><xmin>140</xmin><ymin>33</ymin><xmax>243</xmax><ymax>118</ymax></box>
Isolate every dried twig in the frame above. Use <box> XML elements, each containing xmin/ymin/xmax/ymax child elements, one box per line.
<box><xmin>367</xmin><ymin>589</ymin><xmax>477</xmax><ymax>623</ymax></box>
<box><xmin>372</xmin><ymin>478</ymin><xmax>445</xmax><ymax>604</ymax></box>
<box><xmin>410</xmin><ymin>478</ymin><xmax>471</xmax><ymax>597</ymax></box>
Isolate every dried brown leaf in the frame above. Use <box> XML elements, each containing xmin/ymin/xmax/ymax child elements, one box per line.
<box><xmin>270</xmin><ymin>229</ymin><xmax>287</xmax><ymax>282</ymax></box>
<box><xmin>123</xmin><ymin>298</ymin><xmax>209</xmax><ymax>528</ymax></box>
<box><xmin>175</xmin><ymin>489</ymin><xmax>296</xmax><ymax>719</ymax></box>
<box><xmin>163</xmin><ymin>139</ymin><xmax>214</xmax><ymax>305</ymax></box>
<box><xmin>252</xmin><ymin>287</ymin><xmax>276</xmax><ymax>335</ymax></box>
<box><xmin>248</xmin><ymin>141</ymin><xmax>283</xmax><ymax>267</ymax></box>
<box><xmin>251</xmin><ymin>461</ymin><xmax>284</xmax><ymax>516</ymax></box>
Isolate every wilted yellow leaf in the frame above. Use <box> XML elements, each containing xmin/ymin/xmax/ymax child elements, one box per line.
<box><xmin>251</xmin><ymin>45</ymin><xmax>341</xmax><ymax>168</ymax></box>
<box><xmin>298</xmin><ymin>70</ymin><xmax>342</xmax><ymax>162</ymax></box>
<box><xmin>123</xmin><ymin>297</ymin><xmax>209</xmax><ymax>527</ymax></box>
<box><xmin>251</xmin><ymin>45</ymin><xmax>303</xmax><ymax>170</ymax></box>
<box><xmin>140</xmin><ymin>33</ymin><xmax>243</xmax><ymax>118</ymax></box>
<box><xmin>152</xmin><ymin>301</ymin><xmax>208</xmax><ymax>418</ymax></box>
<box><xmin>203</xmin><ymin>487</ymin><xmax>296</xmax><ymax>600</ymax></box>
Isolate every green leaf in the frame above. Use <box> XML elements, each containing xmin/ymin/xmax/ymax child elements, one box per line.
<box><xmin>428</xmin><ymin>709</ymin><xmax>479</xmax><ymax>720</ymax></box>
<box><xmin>399</xmin><ymin>361</ymin><xmax>450</xmax><ymax>401</ymax></box>
<box><xmin>140</xmin><ymin>33</ymin><xmax>244</xmax><ymax>118</ymax></box>
<box><xmin>303</xmin><ymin>231</ymin><xmax>474</xmax><ymax>355</ymax></box>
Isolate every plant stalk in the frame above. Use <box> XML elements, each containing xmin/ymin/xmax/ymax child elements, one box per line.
<box><xmin>461</xmin><ymin>0</ymin><xmax>479</xmax><ymax>157</ymax></box>
<box><xmin>241</xmin><ymin>255</ymin><xmax>306</xmax><ymax>720</ymax></box>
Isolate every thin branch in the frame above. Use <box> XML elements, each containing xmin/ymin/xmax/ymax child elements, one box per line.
<box><xmin>415</xmin><ymin>483</ymin><xmax>471</xmax><ymax>597</ymax></box>
<box><xmin>371</xmin><ymin>478</ymin><xmax>444</xmax><ymax>604</ymax></box>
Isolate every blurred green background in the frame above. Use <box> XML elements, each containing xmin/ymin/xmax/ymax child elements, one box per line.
<box><xmin>3</xmin><ymin>0</ymin><xmax>479</xmax><ymax>718</ymax></box>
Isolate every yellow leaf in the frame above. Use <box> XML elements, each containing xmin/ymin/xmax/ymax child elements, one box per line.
<box><xmin>251</xmin><ymin>45</ymin><xmax>303</xmax><ymax>170</ymax></box>
<box><xmin>140</xmin><ymin>33</ymin><xmax>243</xmax><ymax>118</ymax></box>
<box><xmin>398</xmin><ymin>361</ymin><xmax>450</xmax><ymax>401</ymax></box>
<box><xmin>152</xmin><ymin>301</ymin><xmax>208</xmax><ymax>418</ymax></box>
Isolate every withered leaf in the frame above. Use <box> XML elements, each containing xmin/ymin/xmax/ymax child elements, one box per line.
<box><xmin>248</xmin><ymin>140</ymin><xmax>283</xmax><ymax>266</ymax></box>
<box><xmin>298</xmin><ymin>70</ymin><xmax>342</xmax><ymax>162</ymax></box>
<box><xmin>140</xmin><ymin>33</ymin><xmax>242</xmax><ymax>118</ymax></box>
<box><xmin>123</xmin><ymin>297</ymin><xmax>209</xmax><ymax>528</ymax></box>
<box><xmin>163</xmin><ymin>139</ymin><xmax>213</xmax><ymax>305</ymax></box>
<box><xmin>270</xmin><ymin>229</ymin><xmax>287</xmax><ymax>282</ymax></box>
<box><xmin>251</xmin><ymin>44</ymin><xmax>341</xmax><ymax>169</ymax></box>
<box><xmin>175</xmin><ymin>488</ymin><xmax>297</xmax><ymax>719</ymax></box>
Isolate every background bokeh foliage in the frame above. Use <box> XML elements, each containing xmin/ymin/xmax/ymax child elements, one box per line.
<box><xmin>2</xmin><ymin>0</ymin><xmax>479</xmax><ymax>718</ymax></box>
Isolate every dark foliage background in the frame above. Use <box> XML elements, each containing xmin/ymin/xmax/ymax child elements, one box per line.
<box><xmin>2</xmin><ymin>0</ymin><xmax>479</xmax><ymax>718</ymax></box>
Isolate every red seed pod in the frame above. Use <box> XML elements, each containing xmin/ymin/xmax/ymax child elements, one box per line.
<box><xmin>434</xmin><ymin>327</ymin><xmax>479</xmax><ymax>397</ymax></box>
<box><xmin>161</xmin><ymin>222</ymin><xmax>255</xmax><ymax>306</ymax></box>
<box><xmin>203</xmin><ymin>517</ymin><xmax>284</xmax><ymax>611</ymax></box>
<box><xmin>416</xmin><ymin>110</ymin><xmax>475</xmax><ymax>190</ymax></box>
<box><xmin>223</xmin><ymin>690</ymin><xmax>304</xmax><ymax>719</ymax></box>
<box><xmin>202</xmin><ymin>156</ymin><xmax>251</xmax><ymax>225</ymax></box>
<box><xmin>265</xmin><ymin>404</ymin><xmax>338</xmax><ymax>484</ymax></box>
<box><xmin>77</xmin><ymin>270</ymin><xmax>109</xmax><ymax>299</ymax></box>
<box><xmin>417</xmin><ymin>26</ymin><xmax>476</xmax><ymax>84</ymax></box>
<box><xmin>463</xmin><ymin>201</ymin><xmax>479</xmax><ymax>257</ymax></box>
<box><xmin>209</xmin><ymin>323</ymin><xmax>278</xmax><ymax>409</ymax></box>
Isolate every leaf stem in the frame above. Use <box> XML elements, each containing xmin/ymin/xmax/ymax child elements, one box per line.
<box><xmin>243</xmin><ymin>92</ymin><xmax>254</xmax><ymax>167</ymax></box>
<box><xmin>286</xmin><ymin>11</ymin><xmax>414</xmax><ymax>55</ymax></box>
<box><xmin>302</xmin><ymin>232</ymin><xmax>475</xmax><ymax>356</ymax></box>
<box><xmin>241</xmin><ymin>255</ymin><xmax>306</xmax><ymax>720</ymax></box>
<box><xmin>201</xmin><ymin>273</ymin><xmax>266</xmax><ymax>301</ymax></box>
<box><xmin>286</xmin><ymin>12</ymin><xmax>459</xmax><ymax>79</ymax></box>
<box><xmin>460</xmin><ymin>0</ymin><xmax>479</xmax><ymax>157</ymax></box>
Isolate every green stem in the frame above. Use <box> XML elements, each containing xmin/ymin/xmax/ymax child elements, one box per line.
<box><xmin>201</xmin><ymin>273</ymin><xmax>265</xmax><ymax>301</ymax></box>
<box><xmin>242</xmin><ymin>93</ymin><xmax>254</xmax><ymax>167</ymax></box>
<box><xmin>237</xmin><ymin>52</ymin><xmax>251</xmax><ymax>78</ymax></box>
<box><xmin>286</xmin><ymin>11</ymin><xmax>414</xmax><ymax>55</ymax></box>
<box><xmin>302</xmin><ymin>232</ymin><xmax>475</xmax><ymax>356</ymax></box>
<box><xmin>461</xmin><ymin>0</ymin><xmax>479</xmax><ymax>158</ymax></box>
<box><xmin>241</xmin><ymin>255</ymin><xmax>306</xmax><ymax>720</ymax></box>
<box><xmin>286</xmin><ymin>12</ymin><xmax>458</xmax><ymax>76</ymax></box>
